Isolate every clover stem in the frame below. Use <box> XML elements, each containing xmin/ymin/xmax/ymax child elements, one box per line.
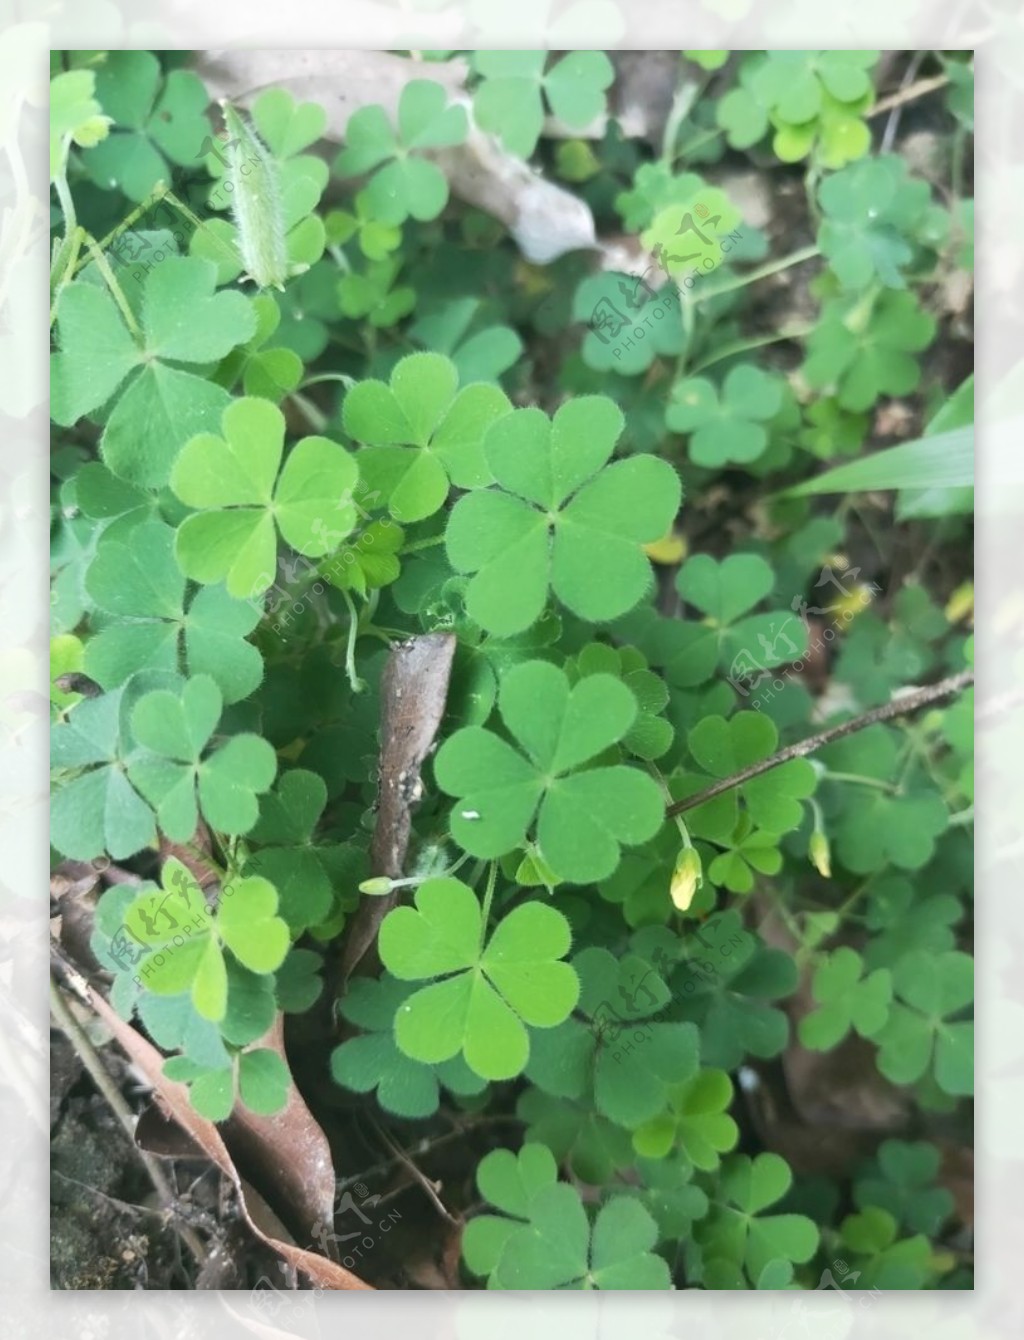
<box><xmin>687</xmin><ymin>324</ymin><xmax>815</xmax><ymax>377</ymax></box>
<box><xmin>299</xmin><ymin>372</ymin><xmax>357</xmax><ymax>393</ymax></box>
<box><xmin>49</xmin><ymin>226</ymin><xmax>85</xmax><ymax>326</ymax></box>
<box><xmin>479</xmin><ymin>861</ymin><xmax>498</xmax><ymax>945</ymax></box>
<box><xmin>53</xmin><ymin>168</ymin><xmax>77</xmax><ymax>241</ymax></box>
<box><xmin>340</xmin><ymin>588</ymin><xmax>366</xmax><ymax>693</ymax></box>
<box><xmin>399</xmin><ymin>533</ymin><xmax>447</xmax><ymax>555</ymax></box>
<box><xmin>81</xmin><ymin>233</ymin><xmax>142</xmax><ymax>340</ymax></box>
<box><xmin>660</xmin><ymin>75</ymin><xmax>705</xmax><ymax>164</ymax></box>
<box><xmin>692</xmin><ymin>243</ymin><xmax>820</xmax><ymax>305</ymax></box>
<box><xmin>820</xmin><ymin>770</ymin><xmax>899</xmax><ymax>793</ymax></box>
<box><xmin>289</xmin><ymin>390</ymin><xmax>328</xmax><ymax>432</ymax></box>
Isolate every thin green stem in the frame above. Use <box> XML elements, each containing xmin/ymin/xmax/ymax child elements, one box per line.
<box><xmin>692</xmin><ymin>244</ymin><xmax>820</xmax><ymax>306</ymax></box>
<box><xmin>289</xmin><ymin>390</ymin><xmax>328</xmax><ymax>432</ymax></box>
<box><xmin>49</xmin><ymin>226</ymin><xmax>84</xmax><ymax>325</ymax></box>
<box><xmin>821</xmin><ymin>770</ymin><xmax>899</xmax><ymax>794</ymax></box>
<box><xmin>83</xmin><ymin>233</ymin><xmax>142</xmax><ymax>340</ymax></box>
<box><xmin>687</xmin><ymin>325</ymin><xmax>814</xmax><ymax>376</ymax></box>
<box><xmin>299</xmin><ymin>372</ymin><xmax>357</xmax><ymax>393</ymax></box>
<box><xmin>479</xmin><ymin>861</ymin><xmax>498</xmax><ymax>947</ymax></box>
<box><xmin>53</xmin><ymin>169</ymin><xmax>77</xmax><ymax>238</ymax></box>
<box><xmin>400</xmin><ymin>533</ymin><xmax>447</xmax><ymax>556</ymax></box>
<box><xmin>341</xmin><ymin>588</ymin><xmax>366</xmax><ymax>693</ymax></box>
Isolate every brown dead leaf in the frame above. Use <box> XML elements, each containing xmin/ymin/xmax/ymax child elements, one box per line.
<box><xmin>71</xmin><ymin>976</ymin><xmax>372</xmax><ymax>1290</ymax></box>
<box><xmin>223</xmin><ymin>1016</ymin><xmax>337</xmax><ymax>1250</ymax></box>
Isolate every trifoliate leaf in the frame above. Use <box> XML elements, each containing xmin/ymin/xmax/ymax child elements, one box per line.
<box><xmin>336</xmin><ymin>79</ymin><xmax>467</xmax><ymax>225</ymax></box>
<box><xmin>83</xmin><ymin>517</ymin><xmax>263</xmax><ymax>702</ymax></box>
<box><xmin>171</xmin><ymin>396</ymin><xmax>358</xmax><ymax>598</ymax></box>
<box><xmin>378</xmin><ymin>876</ymin><xmax>578</xmax><ymax>1081</ymax></box>
<box><xmin>50</xmin><ymin>259</ymin><xmax>256</xmax><ymax>488</ymax></box>
<box><xmin>127</xmin><ymin>673</ymin><xmax>277</xmax><ymax>839</ymax></box>
<box><xmin>798</xmin><ymin>947</ymin><xmax>892</xmax><ymax>1050</ymax></box>
<box><xmin>445</xmin><ymin>397</ymin><xmax>681</xmax><ymax>636</ymax></box>
<box><xmin>435</xmin><ymin>659</ymin><xmax>665</xmax><ymax>883</ymax></box>
<box><xmin>342</xmin><ymin>352</ymin><xmax>511</xmax><ymax>522</ymax></box>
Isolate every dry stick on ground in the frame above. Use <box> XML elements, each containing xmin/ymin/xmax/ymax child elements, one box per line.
<box><xmin>867</xmin><ymin>71</ymin><xmax>951</xmax><ymax>118</ymax></box>
<box><xmin>49</xmin><ymin>971</ymin><xmax>209</xmax><ymax>1269</ymax></box>
<box><xmin>665</xmin><ymin>669</ymin><xmax>973</xmax><ymax>819</ymax></box>
<box><xmin>369</xmin><ymin>1118</ymin><xmax>461</xmax><ymax>1229</ymax></box>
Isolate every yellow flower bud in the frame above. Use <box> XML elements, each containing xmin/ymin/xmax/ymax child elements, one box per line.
<box><xmin>809</xmin><ymin>830</ymin><xmax>831</xmax><ymax>879</ymax></box>
<box><xmin>670</xmin><ymin>847</ymin><xmax>703</xmax><ymax>912</ymax></box>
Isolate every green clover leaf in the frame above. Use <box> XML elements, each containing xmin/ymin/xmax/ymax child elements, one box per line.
<box><xmin>463</xmin><ymin>1143</ymin><xmax>670</xmax><ymax>1290</ymax></box>
<box><xmin>693</xmin><ymin>1152</ymin><xmax>819</xmax><ymax>1289</ymax></box>
<box><xmin>51</xmin><ymin>683</ymin><xmax>156</xmax><ymax>861</ymax></box>
<box><xmin>571</xmin><ymin>642</ymin><xmax>674</xmax><ymax>761</ymax></box>
<box><xmin>408</xmin><ymin>297</ymin><xmax>523</xmax><ymax>386</ymax></box>
<box><xmin>319</xmin><ymin>519</ymin><xmax>405</xmax><ymax>596</ymax></box>
<box><xmin>434</xmin><ymin>659</ymin><xmax>665</xmax><ymax>883</ymax></box>
<box><xmin>331</xmin><ymin>973</ymin><xmax>486</xmax><ymax>1119</ymax></box>
<box><xmin>243</xmin><ymin>87</ymin><xmax>327</xmax><ymax>160</ymax></box>
<box><xmin>640</xmin><ymin>186</ymin><xmax>744</xmax><ymax>282</ymax></box>
<box><xmin>818</xmin><ymin>155</ymin><xmax>934</xmax><ymax>291</ymax></box>
<box><xmin>668</xmin><ymin>553</ymin><xmax>808</xmax><ymax>689</ymax></box>
<box><xmin>667</xmin><ymin>365</ymin><xmax>784</xmax><ymax>467</ymax></box>
<box><xmin>217</xmin><ymin>293</ymin><xmax>304</xmax><ymax>403</ymax></box>
<box><xmin>342</xmin><ymin>352</ymin><xmax>511</xmax><ymax>522</ymax></box>
<box><xmin>243</xmin><ymin>769</ymin><xmax>354</xmax><ymax>933</ymax></box>
<box><xmin>572</xmin><ymin>271</ymin><xmax>685</xmax><ymax>375</ymax></box>
<box><xmin>702</xmin><ymin>814</ymin><xmax>783</xmax><ymax>895</ymax></box>
<box><xmin>445</xmin><ymin>397</ymin><xmax>681</xmax><ymax>636</ymax></box>
<box><xmin>337</xmin><ymin>255</ymin><xmax>416</xmax><ymax>328</ymax></box>
<box><xmin>798</xmin><ymin>947</ymin><xmax>893</xmax><ymax>1051</ymax></box>
<box><xmin>81</xmin><ymin>51</ymin><xmax>210</xmax><ymax>201</ymax></box>
<box><xmin>50</xmin><ymin>259</ymin><xmax>256</xmax><ymax>488</ymax></box>
<box><xmin>377</xmin><ymin>876</ymin><xmax>579</xmax><ymax>1081</ymax></box>
<box><xmin>718</xmin><ymin>52</ymin><xmax>877</xmax><ymax>169</ymax></box>
<box><xmin>127</xmin><ymin>673</ymin><xmax>277</xmax><ymax>840</ymax></box>
<box><xmin>670</xmin><ymin>911</ymin><xmax>797</xmax><ymax>1068</ymax></box>
<box><xmin>171</xmin><ymin>396</ymin><xmax>358</xmax><ymax>599</ymax></box>
<box><xmin>684</xmin><ymin>710</ymin><xmax>817</xmax><ymax>836</ymax></box>
<box><xmin>50</xmin><ymin>68</ymin><xmax>112</xmax><ymax>180</ymax></box>
<box><xmin>820</xmin><ymin>726</ymin><xmax>950</xmax><ymax>873</ymax></box>
<box><xmin>516</xmin><ymin>1086</ymin><xmax>636</xmax><ymax>1185</ymax></box>
<box><xmin>631</xmin><ymin>1068</ymin><xmax>740</xmax><ymax>1169</ymax></box>
<box><xmin>525</xmin><ymin>946</ymin><xmax>699</xmax><ymax>1130</ymax></box>
<box><xmin>862</xmin><ymin>874</ymin><xmax>962</xmax><ymax>970</ymax></box>
<box><xmin>803</xmin><ymin>289</ymin><xmax>937</xmax><ymax>412</ymax></box>
<box><xmin>83</xmin><ymin>517</ymin><xmax>263</xmax><ymax>703</ymax></box>
<box><xmin>615</xmin><ymin>164</ymin><xmax>712</xmax><ymax>233</ymax></box>
<box><xmin>165</xmin><ymin>1046</ymin><xmax>291</xmax><ymax>1120</ymax></box>
<box><xmin>870</xmin><ymin>950</ymin><xmax>973</xmax><ymax>1095</ymax></box>
<box><xmin>838</xmin><ymin>1207</ymin><xmax>936</xmax><ymax>1289</ymax></box>
<box><xmin>854</xmin><ymin>1139</ymin><xmax>955</xmax><ymax>1237</ymax></box>
<box><xmin>122</xmin><ymin>857</ymin><xmax>288</xmax><ymax>1023</ymax></box>
<box><xmin>335</xmin><ymin>79</ymin><xmax>468</xmax><ymax>225</ymax></box>
<box><xmin>471</xmin><ymin>51</ymin><xmax>615</xmax><ymax>160</ymax></box>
